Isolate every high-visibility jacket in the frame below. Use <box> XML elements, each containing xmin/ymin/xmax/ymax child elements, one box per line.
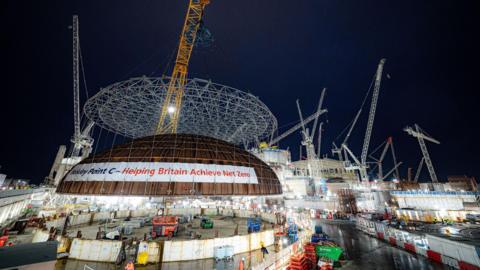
<box><xmin>125</xmin><ymin>262</ymin><xmax>134</xmax><ymax>270</ymax></box>
<box><xmin>238</xmin><ymin>260</ymin><xmax>244</xmax><ymax>270</ymax></box>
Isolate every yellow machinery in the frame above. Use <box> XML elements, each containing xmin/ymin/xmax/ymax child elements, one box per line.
<box><xmin>156</xmin><ymin>0</ymin><xmax>210</xmax><ymax>134</ymax></box>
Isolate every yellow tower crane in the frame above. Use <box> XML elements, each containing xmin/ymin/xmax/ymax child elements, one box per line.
<box><xmin>156</xmin><ymin>0</ymin><xmax>210</xmax><ymax>134</ymax></box>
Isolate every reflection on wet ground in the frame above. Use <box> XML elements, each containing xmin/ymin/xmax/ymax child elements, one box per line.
<box><xmin>318</xmin><ymin>220</ymin><xmax>448</xmax><ymax>270</ymax></box>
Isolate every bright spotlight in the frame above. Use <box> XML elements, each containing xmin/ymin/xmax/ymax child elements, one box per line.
<box><xmin>167</xmin><ymin>106</ymin><xmax>176</xmax><ymax>114</ymax></box>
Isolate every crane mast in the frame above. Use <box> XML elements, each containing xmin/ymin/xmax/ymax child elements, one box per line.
<box><xmin>360</xmin><ymin>58</ymin><xmax>386</xmax><ymax>166</ymax></box>
<box><xmin>156</xmin><ymin>0</ymin><xmax>210</xmax><ymax>134</ymax></box>
<box><xmin>404</xmin><ymin>124</ymin><xmax>440</xmax><ymax>183</ymax></box>
<box><xmin>72</xmin><ymin>15</ymin><xmax>80</xmax><ymax>143</ymax></box>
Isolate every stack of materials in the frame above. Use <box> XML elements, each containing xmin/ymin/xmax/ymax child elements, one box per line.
<box><xmin>287</xmin><ymin>254</ymin><xmax>313</xmax><ymax>270</ymax></box>
<box><xmin>303</xmin><ymin>242</ymin><xmax>317</xmax><ymax>264</ymax></box>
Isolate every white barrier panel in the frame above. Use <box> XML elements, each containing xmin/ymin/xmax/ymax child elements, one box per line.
<box><xmin>70</xmin><ymin>213</ymin><xmax>92</xmax><ymax>226</ymax></box>
<box><xmin>260</xmin><ymin>213</ymin><xmax>276</xmax><ymax>223</ymax></box>
<box><xmin>167</xmin><ymin>208</ymin><xmax>201</xmax><ymax>216</ymax></box>
<box><xmin>32</xmin><ymin>230</ymin><xmax>50</xmax><ymax>243</ymax></box>
<box><xmin>219</xmin><ymin>208</ymin><xmax>234</xmax><ymax>217</ymax></box>
<box><xmin>45</xmin><ymin>217</ymin><xmax>67</xmax><ymax>229</ymax></box>
<box><xmin>252</xmin><ymin>243</ymin><xmax>294</xmax><ymax>270</ymax></box>
<box><xmin>427</xmin><ymin>234</ymin><xmax>480</xmax><ymax>267</ymax></box>
<box><xmin>116</xmin><ymin>210</ymin><xmax>130</xmax><ymax>218</ymax></box>
<box><xmin>162</xmin><ymin>230</ymin><xmax>274</xmax><ymax>262</ymax></box>
<box><xmin>441</xmin><ymin>255</ymin><xmax>460</xmax><ymax>269</ymax></box>
<box><xmin>130</xmin><ymin>209</ymin><xmax>157</xmax><ymax>217</ymax></box>
<box><xmin>416</xmin><ymin>247</ymin><xmax>428</xmax><ymax>257</ymax></box>
<box><xmin>137</xmin><ymin>241</ymin><xmax>161</xmax><ymax>263</ymax></box>
<box><xmin>233</xmin><ymin>210</ymin><xmax>254</xmax><ymax>218</ymax></box>
<box><xmin>203</xmin><ymin>208</ymin><xmax>218</xmax><ymax>216</ymax></box>
<box><xmin>93</xmin><ymin>212</ymin><xmax>111</xmax><ymax>222</ymax></box>
<box><xmin>69</xmin><ymin>239</ymin><xmax>122</xmax><ymax>263</ymax></box>
<box><xmin>130</xmin><ymin>209</ymin><xmax>147</xmax><ymax>218</ymax></box>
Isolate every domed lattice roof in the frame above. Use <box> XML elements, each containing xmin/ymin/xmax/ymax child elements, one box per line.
<box><xmin>57</xmin><ymin>134</ymin><xmax>282</xmax><ymax>196</ymax></box>
<box><xmin>83</xmin><ymin>77</ymin><xmax>277</xmax><ymax>146</ymax></box>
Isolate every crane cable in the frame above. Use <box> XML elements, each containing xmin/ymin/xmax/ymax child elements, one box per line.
<box><xmin>333</xmin><ymin>73</ymin><xmax>376</xmax><ymax>144</ymax></box>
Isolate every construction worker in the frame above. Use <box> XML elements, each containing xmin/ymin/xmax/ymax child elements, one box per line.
<box><xmin>238</xmin><ymin>257</ymin><xmax>245</xmax><ymax>270</ymax></box>
<box><xmin>260</xmin><ymin>241</ymin><xmax>269</xmax><ymax>259</ymax></box>
<box><xmin>124</xmin><ymin>260</ymin><xmax>134</xmax><ymax>270</ymax></box>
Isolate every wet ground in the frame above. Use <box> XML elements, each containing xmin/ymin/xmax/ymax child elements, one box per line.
<box><xmin>317</xmin><ymin>220</ymin><xmax>449</xmax><ymax>270</ymax></box>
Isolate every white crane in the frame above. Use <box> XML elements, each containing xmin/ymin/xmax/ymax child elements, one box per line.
<box><xmin>369</xmin><ymin>136</ymin><xmax>401</xmax><ymax>180</ymax></box>
<box><xmin>317</xmin><ymin>122</ymin><xmax>323</xmax><ymax>157</ymax></box>
<box><xmin>332</xmin><ymin>59</ymin><xmax>386</xmax><ymax>182</ymax></box>
<box><xmin>47</xmin><ymin>15</ymin><xmax>95</xmax><ymax>186</ymax></box>
<box><xmin>414</xmin><ymin>157</ymin><xmax>425</xmax><ymax>183</ymax></box>
<box><xmin>296</xmin><ymin>88</ymin><xmax>326</xmax><ymax>160</ymax></box>
<box><xmin>361</xmin><ymin>58</ymin><xmax>386</xmax><ymax>166</ymax></box>
<box><xmin>70</xmin><ymin>15</ymin><xmax>94</xmax><ymax>158</ymax></box>
<box><xmin>404</xmin><ymin>124</ymin><xmax>440</xmax><ymax>183</ymax></box>
<box><xmin>268</xmin><ymin>90</ymin><xmax>327</xmax><ymax>148</ymax></box>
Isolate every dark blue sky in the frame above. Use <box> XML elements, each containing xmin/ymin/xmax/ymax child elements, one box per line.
<box><xmin>1</xmin><ymin>1</ymin><xmax>478</xmax><ymax>183</ymax></box>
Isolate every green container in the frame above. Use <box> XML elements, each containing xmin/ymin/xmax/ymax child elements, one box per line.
<box><xmin>315</xmin><ymin>245</ymin><xmax>343</xmax><ymax>261</ymax></box>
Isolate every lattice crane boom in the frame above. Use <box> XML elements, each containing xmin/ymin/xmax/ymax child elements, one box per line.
<box><xmin>404</xmin><ymin>124</ymin><xmax>440</xmax><ymax>183</ymax></box>
<box><xmin>268</xmin><ymin>109</ymin><xmax>327</xmax><ymax>147</ymax></box>
<box><xmin>361</xmin><ymin>58</ymin><xmax>386</xmax><ymax>166</ymax></box>
<box><xmin>156</xmin><ymin>0</ymin><xmax>210</xmax><ymax>134</ymax></box>
<box><xmin>72</xmin><ymin>15</ymin><xmax>80</xmax><ymax>141</ymax></box>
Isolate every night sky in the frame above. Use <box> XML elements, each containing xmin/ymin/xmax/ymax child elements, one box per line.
<box><xmin>1</xmin><ymin>1</ymin><xmax>478</xmax><ymax>184</ymax></box>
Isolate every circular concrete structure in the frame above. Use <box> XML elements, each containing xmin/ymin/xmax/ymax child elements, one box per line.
<box><xmin>57</xmin><ymin>134</ymin><xmax>282</xmax><ymax>196</ymax></box>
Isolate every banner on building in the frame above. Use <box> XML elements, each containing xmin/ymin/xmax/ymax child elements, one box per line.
<box><xmin>65</xmin><ymin>162</ymin><xmax>258</xmax><ymax>184</ymax></box>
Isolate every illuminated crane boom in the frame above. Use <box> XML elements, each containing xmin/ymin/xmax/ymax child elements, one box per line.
<box><xmin>156</xmin><ymin>0</ymin><xmax>210</xmax><ymax>134</ymax></box>
<box><xmin>72</xmin><ymin>15</ymin><xmax>80</xmax><ymax>143</ymax></box>
<box><xmin>404</xmin><ymin>124</ymin><xmax>440</xmax><ymax>183</ymax></box>
<box><xmin>360</xmin><ymin>58</ymin><xmax>386</xmax><ymax>166</ymax></box>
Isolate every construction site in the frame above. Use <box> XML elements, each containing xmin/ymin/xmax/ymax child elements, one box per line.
<box><xmin>1</xmin><ymin>1</ymin><xmax>479</xmax><ymax>270</ymax></box>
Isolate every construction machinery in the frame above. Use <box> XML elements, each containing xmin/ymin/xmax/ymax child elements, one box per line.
<box><xmin>404</xmin><ymin>124</ymin><xmax>440</xmax><ymax>183</ymax></box>
<box><xmin>268</xmin><ymin>90</ymin><xmax>327</xmax><ymax>148</ymax></box>
<box><xmin>369</xmin><ymin>136</ymin><xmax>402</xmax><ymax>180</ymax></box>
<box><xmin>200</xmin><ymin>217</ymin><xmax>214</xmax><ymax>229</ymax></box>
<box><xmin>46</xmin><ymin>15</ymin><xmax>95</xmax><ymax>186</ymax></box>
<box><xmin>247</xmin><ymin>217</ymin><xmax>262</xmax><ymax>233</ymax></box>
<box><xmin>152</xmin><ymin>216</ymin><xmax>179</xmax><ymax>238</ymax></box>
<box><xmin>296</xmin><ymin>88</ymin><xmax>326</xmax><ymax>160</ymax></box>
<box><xmin>332</xmin><ymin>58</ymin><xmax>386</xmax><ymax>182</ymax></box>
<box><xmin>156</xmin><ymin>0</ymin><xmax>210</xmax><ymax>134</ymax></box>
